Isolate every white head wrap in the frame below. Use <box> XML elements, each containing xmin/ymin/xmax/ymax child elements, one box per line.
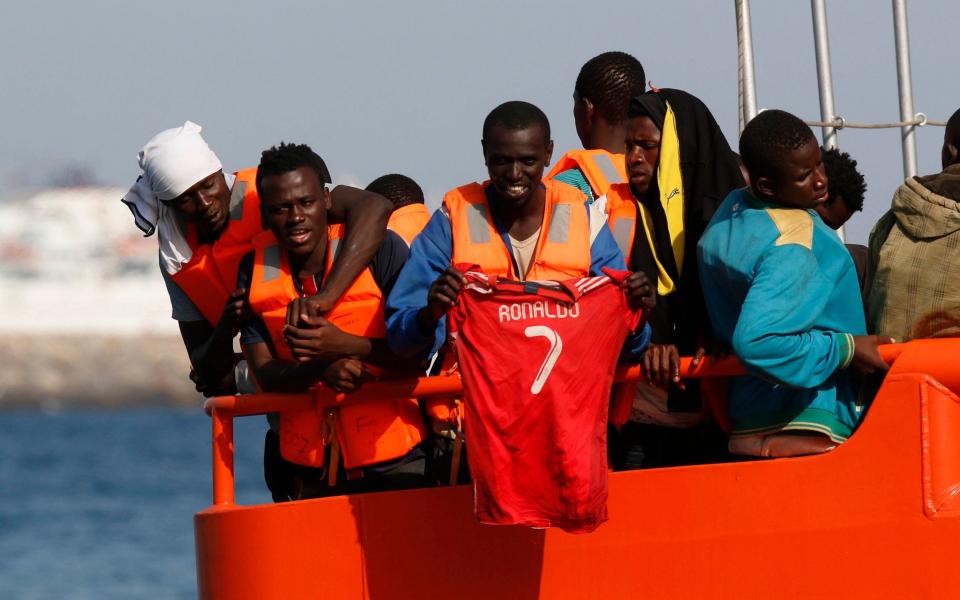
<box><xmin>121</xmin><ymin>121</ymin><xmax>223</xmax><ymax>275</ymax></box>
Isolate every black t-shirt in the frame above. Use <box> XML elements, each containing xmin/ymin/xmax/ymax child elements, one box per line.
<box><xmin>238</xmin><ymin>229</ymin><xmax>408</xmax><ymax>345</ymax></box>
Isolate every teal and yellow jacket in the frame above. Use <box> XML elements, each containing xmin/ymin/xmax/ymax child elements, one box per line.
<box><xmin>697</xmin><ymin>188</ymin><xmax>867</xmax><ymax>442</ymax></box>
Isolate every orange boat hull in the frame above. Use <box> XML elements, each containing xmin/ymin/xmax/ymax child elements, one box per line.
<box><xmin>196</xmin><ymin>340</ymin><xmax>960</xmax><ymax>599</ymax></box>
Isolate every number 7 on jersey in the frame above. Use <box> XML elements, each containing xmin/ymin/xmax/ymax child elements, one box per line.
<box><xmin>524</xmin><ymin>326</ymin><xmax>563</xmax><ymax>395</ymax></box>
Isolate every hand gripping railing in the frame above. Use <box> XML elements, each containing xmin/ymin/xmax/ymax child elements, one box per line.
<box><xmin>204</xmin><ymin>347</ymin><xmax>906</xmax><ymax>506</ymax></box>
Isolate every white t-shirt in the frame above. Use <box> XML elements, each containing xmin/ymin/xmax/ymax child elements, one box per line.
<box><xmin>508</xmin><ymin>227</ymin><xmax>541</xmax><ymax>280</ymax></box>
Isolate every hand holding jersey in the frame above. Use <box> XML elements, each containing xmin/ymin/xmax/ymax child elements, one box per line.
<box><xmin>620</xmin><ymin>270</ymin><xmax>656</xmax><ymax>312</ymax></box>
<box><xmin>388</xmin><ymin>101</ymin><xmax>652</xmax><ymax>363</ymax></box>
<box><xmin>421</xmin><ymin>266</ymin><xmax>466</xmax><ymax>328</ymax></box>
<box><xmin>385</xmin><ymin>101</ymin><xmax>652</xmax><ymax>505</ymax></box>
<box><xmin>450</xmin><ymin>268</ymin><xmax>644</xmax><ymax>533</ymax></box>
<box><xmin>422</xmin><ymin>264</ymin><xmax>652</xmax><ymax>321</ymax></box>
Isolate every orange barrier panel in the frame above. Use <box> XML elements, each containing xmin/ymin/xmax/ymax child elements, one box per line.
<box><xmin>197</xmin><ymin>342</ymin><xmax>960</xmax><ymax>599</ymax></box>
<box><xmin>888</xmin><ymin>337</ymin><xmax>960</xmax><ymax>390</ymax></box>
<box><xmin>202</xmin><ymin>353</ymin><xmax>748</xmax><ymax>508</ymax></box>
<box><xmin>202</xmin><ymin>345</ymin><xmax>905</xmax><ymax>508</ymax></box>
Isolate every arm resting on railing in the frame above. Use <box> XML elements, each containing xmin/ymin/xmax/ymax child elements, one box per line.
<box><xmin>205</xmin><ymin>345</ymin><xmax>904</xmax><ymax>506</ymax></box>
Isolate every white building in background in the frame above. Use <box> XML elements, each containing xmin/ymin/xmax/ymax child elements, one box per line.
<box><xmin>0</xmin><ymin>187</ymin><xmax>179</xmax><ymax>336</ymax></box>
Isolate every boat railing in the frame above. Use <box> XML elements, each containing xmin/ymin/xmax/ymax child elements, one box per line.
<box><xmin>203</xmin><ymin>345</ymin><xmax>907</xmax><ymax>507</ymax></box>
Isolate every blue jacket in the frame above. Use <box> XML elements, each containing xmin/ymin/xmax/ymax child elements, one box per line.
<box><xmin>698</xmin><ymin>188</ymin><xmax>867</xmax><ymax>442</ymax></box>
<box><xmin>386</xmin><ymin>184</ymin><xmax>650</xmax><ymax>361</ymax></box>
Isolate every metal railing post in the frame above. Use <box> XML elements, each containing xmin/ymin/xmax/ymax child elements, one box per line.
<box><xmin>892</xmin><ymin>0</ymin><xmax>918</xmax><ymax>178</ymax></box>
<box><xmin>211</xmin><ymin>407</ymin><xmax>235</xmax><ymax>506</ymax></box>
<box><xmin>811</xmin><ymin>0</ymin><xmax>845</xmax><ymax>241</ymax></box>
<box><xmin>736</xmin><ymin>0</ymin><xmax>759</xmax><ymax>133</ymax></box>
<box><xmin>811</xmin><ymin>0</ymin><xmax>838</xmax><ymax>151</ymax></box>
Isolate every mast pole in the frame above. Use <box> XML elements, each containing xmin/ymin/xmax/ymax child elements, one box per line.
<box><xmin>811</xmin><ymin>0</ymin><xmax>839</xmax><ymax>151</ymax></box>
<box><xmin>811</xmin><ymin>0</ymin><xmax>846</xmax><ymax>240</ymax></box>
<box><xmin>736</xmin><ymin>0</ymin><xmax>758</xmax><ymax>133</ymax></box>
<box><xmin>892</xmin><ymin>0</ymin><xmax>918</xmax><ymax>178</ymax></box>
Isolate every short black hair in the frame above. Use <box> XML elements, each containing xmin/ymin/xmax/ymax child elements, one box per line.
<box><xmin>739</xmin><ymin>109</ymin><xmax>816</xmax><ymax>182</ymax></box>
<box><xmin>948</xmin><ymin>107</ymin><xmax>960</xmax><ymax>130</ymax></box>
<box><xmin>366</xmin><ymin>173</ymin><xmax>424</xmax><ymax>208</ymax></box>
<box><xmin>482</xmin><ymin>101</ymin><xmax>550</xmax><ymax>142</ymax></box>
<box><xmin>255</xmin><ymin>142</ymin><xmax>332</xmax><ymax>200</ymax></box>
<box><xmin>947</xmin><ymin>108</ymin><xmax>960</xmax><ymax>145</ymax></box>
<box><xmin>575</xmin><ymin>51</ymin><xmax>646</xmax><ymax>124</ymax></box>
<box><xmin>821</xmin><ymin>147</ymin><xmax>866</xmax><ymax>213</ymax></box>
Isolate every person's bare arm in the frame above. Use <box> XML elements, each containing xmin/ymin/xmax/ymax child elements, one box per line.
<box><xmin>243</xmin><ymin>340</ymin><xmax>327</xmax><ymax>393</ymax></box>
<box><xmin>284</xmin><ymin>315</ymin><xmax>421</xmax><ymax>372</ymax></box>
<box><xmin>245</xmin><ymin>338</ymin><xmax>388</xmax><ymax>394</ymax></box>
<box><xmin>286</xmin><ymin>186</ymin><xmax>392</xmax><ymax>324</ymax></box>
<box><xmin>180</xmin><ymin>288</ymin><xmax>252</xmax><ymax>395</ymax></box>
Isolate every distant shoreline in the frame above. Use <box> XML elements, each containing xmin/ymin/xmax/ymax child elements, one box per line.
<box><xmin>0</xmin><ymin>334</ymin><xmax>200</xmax><ymax>409</ymax></box>
<box><xmin>0</xmin><ymin>395</ymin><xmax>201</xmax><ymax>411</ymax></box>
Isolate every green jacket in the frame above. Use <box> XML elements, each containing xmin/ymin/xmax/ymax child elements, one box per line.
<box><xmin>866</xmin><ymin>164</ymin><xmax>960</xmax><ymax>341</ymax></box>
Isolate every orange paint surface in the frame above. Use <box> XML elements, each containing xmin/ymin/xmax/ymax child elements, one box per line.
<box><xmin>196</xmin><ymin>340</ymin><xmax>960</xmax><ymax>599</ymax></box>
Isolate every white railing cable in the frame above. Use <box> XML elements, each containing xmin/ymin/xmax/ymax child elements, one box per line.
<box><xmin>803</xmin><ymin>113</ymin><xmax>945</xmax><ymax>129</ymax></box>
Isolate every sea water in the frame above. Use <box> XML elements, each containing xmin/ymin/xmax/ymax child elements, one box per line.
<box><xmin>0</xmin><ymin>408</ymin><xmax>271</xmax><ymax>599</ymax></box>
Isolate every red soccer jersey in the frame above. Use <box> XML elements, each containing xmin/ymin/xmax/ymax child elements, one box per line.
<box><xmin>450</xmin><ymin>269</ymin><xmax>641</xmax><ymax>533</ymax></box>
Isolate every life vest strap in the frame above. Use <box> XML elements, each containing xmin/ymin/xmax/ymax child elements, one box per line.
<box><xmin>327</xmin><ymin>417</ymin><xmax>341</xmax><ymax>487</ymax></box>
<box><xmin>448</xmin><ymin>399</ymin><xmax>464</xmax><ymax>486</ymax></box>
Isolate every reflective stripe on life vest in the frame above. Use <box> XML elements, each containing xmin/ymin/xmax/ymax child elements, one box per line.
<box><xmin>170</xmin><ymin>167</ymin><xmax>263</xmax><ymax>325</ymax></box>
<box><xmin>546</xmin><ymin>149</ymin><xmax>627</xmax><ymax>198</ymax></box>
<box><xmin>444</xmin><ymin>179</ymin><xmax>591</xmax><ymax>280</ymax></box>
<box><xmin>605</xmin><ymin>183</ymin><xmax>638</xmax><ymax>265</ymax></box>
<box><xmin>387</xmin><ymin>203</ymin><xmax>430</xmax><ymax>247</ymax></box>
<box><xmin>248</xmin><ymin>225</ymin><xmax>425</xmax><ymax>470</ymax></box>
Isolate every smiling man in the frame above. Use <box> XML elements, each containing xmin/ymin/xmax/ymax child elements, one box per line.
<box><xmin>385</xmin><ymin>101</ymin><xmax>653</xmax><ymax>362</ymax></box>
<box><xmin>237</xmin><ymin>142</ymin><xmax>425</xmax><ymax>500</ymax></box>
<box><xmin>697</xmin><ymin>110</ymin><xmax>892</xmax><ymax>458</ymax></box>
<box><xmin>384</xmin><ymin>102</ymin><xmax>653</xmax><ymax>486</ymax></box>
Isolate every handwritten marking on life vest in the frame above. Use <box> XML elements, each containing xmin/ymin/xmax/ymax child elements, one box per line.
<box><xmin>497</xmin><ymin>300</ymin><xmax>580</xmax><ymax>323</ymax></box>
<box><xmin>524</xmin><ymin>326</ymin><xmax>563</xmax><ymax>395</ymax></box>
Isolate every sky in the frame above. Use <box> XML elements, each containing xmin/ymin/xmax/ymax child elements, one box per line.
<box><xmin>1</xmin><ymin>0</ymin><xmax>956</xmax><ymax>244</ymax></box>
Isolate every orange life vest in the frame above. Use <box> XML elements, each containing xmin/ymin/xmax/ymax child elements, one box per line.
<box><xmin>387</xmin><ymin>203</ymin><xmax>431</xmax><ymax>247</ymax></box>
<box><xmin>428</xmin><ymin>180</ymin><xmax>592</xmax><ymax>422</ymax></box>
<box><xmin>546</xmin><ymin>149</ymin><xmax>627</xmax><ymax>199</ymax></box>
<box><xmin>444</xmin><ymin>179</ymin><xmax>591</xmax><ymax>280</ymax></box>
<box><xmin>248</xmin><ymin>225</ymin><xmax>425</xmax><ymax>470</ymax></box>
<box><xmin>170</xmin><ymin>167</ymin><xmax>262</xmax><ymax>325</ymax></box>
<box><xmin>605</xmin><ymin>182</ymin><xmax>639</xmax><ymax>263</ymax></box>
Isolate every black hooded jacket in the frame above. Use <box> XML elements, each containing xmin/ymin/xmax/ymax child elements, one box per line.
<box><xmin>628</xmin><ymin>89</ymin><xmax>744</xmax><ymax>409</ymax></box>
